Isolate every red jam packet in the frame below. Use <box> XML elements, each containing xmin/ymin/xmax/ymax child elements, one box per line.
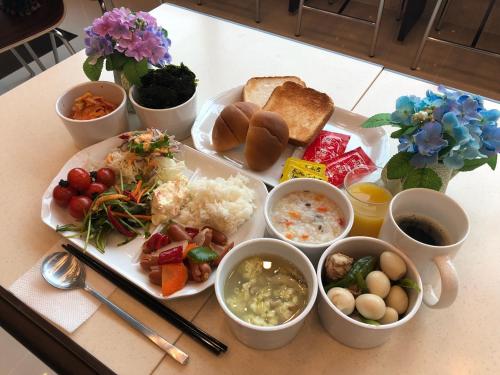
<box><xmin>325</xmin><ymin>147</ymin><xmax>376</xmax><ymax>186</ymax></box>
<box><xmin>302</xmin><ymin>130</ymin><xmax>351</xmax><ymax>164</ymax></box>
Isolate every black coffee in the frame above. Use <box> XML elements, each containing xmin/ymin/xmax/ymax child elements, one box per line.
<box><xmin>396</xmin><ymin>215</ymin><xmax>450</xmax><ymax>246</ymax></box>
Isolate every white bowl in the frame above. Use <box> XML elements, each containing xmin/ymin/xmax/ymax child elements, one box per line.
<box><xmin>55</xmin><ymin>81</ymin><xmax>129</xmax><ymax>149</ymax></box>
<box><xmin>264</xmin><ymin>178</ymin><xmax>354</xmax><ymax>266</ymax></box>
<box><xmin>129</xmin><ymin>85</ymin><xmax>197</xmax><ymax>141</ymax></box>
<box><xmin>215</xmin><ymin>238</ymin><xmax>318</xmax><ymax>350</ymax></box>
<box><xmin>317</xmin><ymin>237</ymin><xmax>423</xmax><ymax>349</ymax></box>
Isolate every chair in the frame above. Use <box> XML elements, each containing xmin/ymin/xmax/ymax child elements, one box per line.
<box><xmin>295</xmin><ymin>0</ymin><xmax>385</xmax><ymax>57</ymax></box>
<box><xmin>0</xmin><ymin>0</ymin><xmax>75</xmax><ymax>77</ymax></box>
<box><xmin>411</xmin><ymin>0</ymin><xmax>499</xmax><ymax>69</ymax></box>
<box><xmin>196</xmin><ymin>0</ymin><xmax>262</xmax><ymax>23</ymax></box>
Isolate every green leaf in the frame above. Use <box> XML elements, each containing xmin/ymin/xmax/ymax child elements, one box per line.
<box><xmin>459</xmin><ymin>156</ymin><xmax>497</xmax><ymax>172</ymax></box>
<box><xmin>109</xmin><ymin>53</ymin><xmax>130</xmax><ymax>71</ymax></box>
<box><xmin>355</xmin><ymin>272</ymin><xmax>367</xmax><ymax>292</ymax></box>
<box><xmin>360</xmin><ymin>317</ymin><xmax>380</xmax><ymax>326</ymax></box>
<box><xmin>403</xmin><ymin>168</ymin><xmax>442</xmax><ymax>191</ymax></box>
<box><xmin>361</xmin><ymin>113</ymin><xmax>393</xmax><ymax>128</ymax></box>
<box><xmin>487</xmin><ymin>154</ymin><xmax>497</xmax><ymax>170</ymax></box>
<box><xmin>123</xmin><ymin>59</ymin><xmax>149</xmax><ymax>86</ymax></box>
<box><xmin>187</xmin><ymin>246</ymin><xmax>218</xmax><ymax>264</ymax></box>
<box><xmin>399</xmin><ymin>278</ymin><xmax>421</xmax><ymax>292</ymax></box>
<box><xmin>386</xmin><ymin>152</ymin><xmax>414</xmax><ymax>179</ymax></box>
<box><xmin>390</xmin><ymin>128</ymin><xmax>406</xmax><ymax>139</ymax></box>
<box><xmin>83</xmin><ymin>56</ymin><xmax>104</xmax><ymax>81</ymax></box>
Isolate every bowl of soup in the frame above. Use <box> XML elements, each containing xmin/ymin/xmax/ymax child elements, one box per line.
<box><xmin>215</xmin><ymin>238</ymin><xmax>318</xmax><ymax>350</ymax></box>
<box><xmin>264</xmin><ymin>178</ymin><xmax>354</xmax><ymax>266</ymax></box>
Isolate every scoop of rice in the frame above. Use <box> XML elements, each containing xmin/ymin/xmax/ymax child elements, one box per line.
<box><xmin>176</xmin><ymin>174</ymin><xmax>255</xmax><ymax>235</ymax></box>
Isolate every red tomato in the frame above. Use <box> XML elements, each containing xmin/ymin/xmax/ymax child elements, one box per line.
<box><xmin>69</xmin><ymin>196</ymin><xmax>93</xmax><ymax>220</ymax></box>
<box><xmin>84</xmin><ymin>182</ymin><xmax>107</xmax><ymax>199</ymax></box>
<box><xmin>52</xmin><ymin>185</ymin><xmax>77</xmax><ymax>207</ymax></box>
<box><xmin>95</xmin><ymin>168</ymin><xmax>116</xmax><ymax>187</ymax></box>
<box><xmin>67</xmin><ymin>168</ymin><xmax>91</xmax><ymax>192</ymax></box>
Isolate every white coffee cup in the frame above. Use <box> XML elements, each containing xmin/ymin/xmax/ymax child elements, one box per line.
<box><xmin>378</xmin><ymin>188</ymin><xmax>469</xmax><ymax>309</ymax></box>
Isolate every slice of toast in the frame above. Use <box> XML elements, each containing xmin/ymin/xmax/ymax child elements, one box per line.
<box><xmin>243</xmin><ymin>76</ymin><xmax>306</xmax><ymax>108</ymax></box>
<box><xmin>264</xmin><ymin>81</ymin><xmax>334</xmax><ymax>147</ymax></box>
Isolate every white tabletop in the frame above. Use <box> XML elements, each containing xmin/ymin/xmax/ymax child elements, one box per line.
<box><xmin>0</xmin><ymin>4</ymin><xmax>386</xmax><ymax>374</ymax></box>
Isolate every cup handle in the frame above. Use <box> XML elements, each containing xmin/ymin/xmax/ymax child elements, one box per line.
<box><xmin>423</xmin><ymin>255</ymin><xmax>459</xmax><ymax>309</ymax></box>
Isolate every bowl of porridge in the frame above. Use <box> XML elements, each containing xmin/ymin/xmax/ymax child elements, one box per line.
<box><xmin>265</xmin><ymin>178</ymin><xmax>354</xmax><ymax>265</ymax></box>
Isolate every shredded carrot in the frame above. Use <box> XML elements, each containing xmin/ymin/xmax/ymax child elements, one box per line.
<box><xmin>112</xmin><ymin>212</ymin><xmax>151</xmax><ymax>220</ymax></box>
<box><xmin>92</xmin><ymin>194</ymin><xmax>129</xmax><ymax>210</ymax></box>
<box><xmin>316</xmin><ymin>207</ymin><xmax>328</xmax><ymax>213</ymax></box>
<box><xmin>114</xmin><ymin>184</ymin><xmax>122</xmax><ymax>194</ymax></box>
<box><xmin>289</xmin><ymin>211</ymin><xmax>301</xmax><ymax>219</ymax></box>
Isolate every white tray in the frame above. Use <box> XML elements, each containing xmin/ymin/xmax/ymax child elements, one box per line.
<box><xmin>41</xmin><ymin>136</ymin><xmax>268</xmax><ymax>300</ymax></box>
<box><xmin>191</xmin><ymin>85</ymin><xmax>390</xmax><ymax>186</ymax></box>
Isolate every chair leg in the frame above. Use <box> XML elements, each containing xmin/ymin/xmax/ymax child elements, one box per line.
<box><xmin>256</xmin><ymin>0</ymin><xmax>261</xmax><ymax>23</ymax></box>
<box><xmin>435</xmin><ymin>0</ymin><xmax>451</xmax><ymax>31</ymax></box>
<box><xmin>397</xmin><ymin>0</ymin><xmax>406</xmax><ymax>21</ymax></box>
<box><xmin>197</xmin><ymin>0</ymin><xmax>202</xmax><ymax>5</ymax></box>
<box><xmin>49</xmin><ymin>31</ymin><xmax>59</xmax><ymax>64</ymax></box>
<box><xmin>369</xmin><ymin>0</ymin><xmax>385</xmax><ymax>57</ymax></box>
<box><xmin>23</xmin><ymin>43</ymin><xmax>46</xmax><ymax>71</ymax></box>
<box><xmin>295</xmin><ymin>0</ymin><xmax>305</xmax><ymax>36</ymax></box>
<box><xmin>53</xmin><ymin>29</ymin><xmax>76</xmax><ymax>55</ymax></box>
<box><xmin>10</xmin><ymin>48</ymin><xmax>36</xmax><ymax>77</ymax></box>
<box><xmin>411</xmin><ymin>0</ymin><xmax>444</xmax><ymax>69</ymax></box>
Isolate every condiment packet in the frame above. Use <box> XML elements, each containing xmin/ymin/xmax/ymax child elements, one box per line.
<box><xmin>325</xmin><ymin>147</ymin><xmax>376</xmax><ymax>186</ymax></box>
<box><xmin>287</xmin><ymin>157</ymin><xmax>326</xmax><ymax>175</ymax></box>
<box><xmin>303</xmin><ymin>131</ymin><xmax>351</xmax><ymax>164</ymax></box>
<box><xmin>280</xmin><ymin>158</ymin><xmax>327</xmax><ymax>183</ymax></box>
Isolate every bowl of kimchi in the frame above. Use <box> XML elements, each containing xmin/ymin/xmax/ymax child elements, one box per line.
<box><xmin>56</xmin><ymin>81</ymin><xmax>129</xmax><ymax>149</ymax></box>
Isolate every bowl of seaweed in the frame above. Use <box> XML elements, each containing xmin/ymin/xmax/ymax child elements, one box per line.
<box><xmin>130</xmin><ymin>64</ymin><xmax>198</xmax><ymax>140</ymax></box>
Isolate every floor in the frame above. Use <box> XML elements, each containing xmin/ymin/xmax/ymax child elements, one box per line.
<box><xmin>1</xmin><ymin>0</ymin><xmax>499</xmax><ymax>99</ymax></box>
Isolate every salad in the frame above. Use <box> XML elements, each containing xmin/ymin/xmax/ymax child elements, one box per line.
<box><xmin>56</xmin><ymin>129</ymin><xmax>182</xmax><ymax>252</ymax></box>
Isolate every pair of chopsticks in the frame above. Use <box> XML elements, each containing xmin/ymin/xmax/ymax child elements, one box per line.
<box><xmin>61</xmin><ymin>243</ymin><xmax>228</xmax><ymax>355</ymax></box>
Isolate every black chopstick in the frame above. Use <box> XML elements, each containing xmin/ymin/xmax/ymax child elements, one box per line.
<box><xmin>61</xmin><ymin>243</ymin><xmax>227</xmax><ymax>355</ymax></box>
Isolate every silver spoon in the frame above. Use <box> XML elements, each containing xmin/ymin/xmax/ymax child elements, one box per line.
<box><xmin>41</xmin><ymin>252</ymin><xmax>189</xmax><ymax>365</ymax></box>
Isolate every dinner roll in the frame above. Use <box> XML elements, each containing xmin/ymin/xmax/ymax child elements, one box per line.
<box><xmin>212</xmin><ymin>102</ymin><xmax>260</xmax><ymax>152</ymax></box>
<box><xmin>244</xmin><ymin>110</ymin><xmax>289</xmax><ymax>171</ymax></box>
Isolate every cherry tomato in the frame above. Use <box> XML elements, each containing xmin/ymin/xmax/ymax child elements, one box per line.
<box><xmin>67</xmin><ymin>168</ymin><xmax>91</xmax><ymax>192</ymax></box>
<box><xmin>84</xmin><ymin>182</ymin><xmax>107</xmax><ymax>199</ymax></box>
<box><xmin>52</xmin><ymin>185</ymin><xmax>77</xmax><ymax>207</ymax></box>
<box><xmin>68</xmin><ymin>196</ymin><xmax>93</xmax><ymax>220</ymax></box>
<box><xmin>95</xmin><ymin>168</ymin><xmax>116</xmax><ymax>187</ymax></box>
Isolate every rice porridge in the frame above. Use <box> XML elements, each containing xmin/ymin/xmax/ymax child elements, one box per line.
<box><xmin>271</xmin><ymin>191</ymin><xmax>345</xmax><ymax>244</ymax></box>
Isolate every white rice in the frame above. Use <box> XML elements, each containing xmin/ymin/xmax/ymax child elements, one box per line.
<box><xmin>176</xmin><ymin>174</ymin><xmax>256</xmax><ymax>235</ymax></box>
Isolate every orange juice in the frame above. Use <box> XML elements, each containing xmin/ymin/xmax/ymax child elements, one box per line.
<box><xmin>347</xmin><ymin>182</ymin><xmax>392</xmax><ymax>237</ymax></box>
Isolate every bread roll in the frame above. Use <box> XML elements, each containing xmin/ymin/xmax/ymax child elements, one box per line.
<box><xmin>245</xmin><ymin>111</ymin><xmax>289</xmax><ymax>171</ymax></box>
<box><xmin>212</xmin><ymin>102</ymin><xmax>260</xmax><ymax>152</ymax></box>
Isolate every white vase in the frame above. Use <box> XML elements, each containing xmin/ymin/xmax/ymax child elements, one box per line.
<box><xmin>382</xmin><ymin>162</ymin><xmax>455</xmax><ymax>194</ymax></box>
<box><xmin>128</xmin><ymin>85</ymin><xmax>197</xmax><ymax>141</ymax></box>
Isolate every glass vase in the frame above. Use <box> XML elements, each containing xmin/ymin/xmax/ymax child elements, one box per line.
<box><xmin>113</xmin><ymin>70</ymin><xmax>134</xmax><ymax>113</ymax></box>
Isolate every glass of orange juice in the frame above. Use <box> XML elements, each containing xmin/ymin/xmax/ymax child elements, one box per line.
<box><xmin>344</xmin><ymin>166</ymin><xmax>392</xmax><ymax>238</ymax></box>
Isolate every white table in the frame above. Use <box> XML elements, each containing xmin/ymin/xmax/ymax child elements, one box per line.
<box><xmin>0</xmin><ymin>4</ymin><xmax>385</xmax><ymax>374</ymax></box>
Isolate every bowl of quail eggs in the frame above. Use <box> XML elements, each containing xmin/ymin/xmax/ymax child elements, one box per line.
<box><xmin>316</xmin><ymin>236</ymin><xmax>423</xmax><ymax>349</ymax></box>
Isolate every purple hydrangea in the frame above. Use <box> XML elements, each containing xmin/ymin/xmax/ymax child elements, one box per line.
<box><xmin>84</xmin><ymin>7</ymin><xmax>171</xmax><ymax>66</ymax></box>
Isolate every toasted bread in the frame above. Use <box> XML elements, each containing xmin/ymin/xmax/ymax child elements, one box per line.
<box><xmin>263</xmin><ymin>81</ymin><xmax>334</xmax><ymax>147</ymax></box>
<box><xmin>243</xmin><ymin>76</ymin><xmax>306</xmax><ymax>108</ymax></box>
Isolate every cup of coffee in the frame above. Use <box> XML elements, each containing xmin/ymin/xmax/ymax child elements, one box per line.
<box><xmin>378</xmin><ymin>188</ymin><xmax>469</xmax><ymax>309</ymax></box>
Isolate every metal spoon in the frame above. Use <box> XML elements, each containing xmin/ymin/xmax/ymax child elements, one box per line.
<box><xmin>41</xmin><ymin>252</ymin><xmax>189</xmax><ymax>365</ymax></box>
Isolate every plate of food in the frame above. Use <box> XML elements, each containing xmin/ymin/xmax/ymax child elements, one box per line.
<box><xmin>191</xmin><ymin>77</ymin><xmax>391</xmax><ymax>187</ymax></box>
<box><xmin>41</xmin><ymin>129</ymin><xmax>268</xmax><ymax>300</ymax></box>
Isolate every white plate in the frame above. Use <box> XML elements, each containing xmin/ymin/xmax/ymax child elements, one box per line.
<box><xmin>192</xmin><ymin>85</ymin><xmax>391</xmax><ymax>186</ymax></box>
<box><xmin>41</xmin><ymin>136</ymin><xmax>268</xmax><ymax>300</ymax></box>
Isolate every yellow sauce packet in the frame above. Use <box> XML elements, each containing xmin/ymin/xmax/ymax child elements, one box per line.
<box><xmin>280</xmin><ymin>158</ymin><xmax>327</xmax><ymax>183</ymax></box>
